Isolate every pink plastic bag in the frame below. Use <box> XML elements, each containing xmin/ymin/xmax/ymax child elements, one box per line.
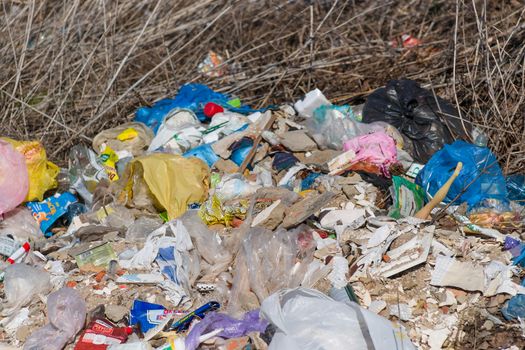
<box><xmin>0</xmin><ymin>140</ymin><xmax>28</xmax><ymax>215</ymax></box>
<box><xmin>342</xmin><ymin>131</ymin><xmax>397</xmax><ymax>177</ymax></box>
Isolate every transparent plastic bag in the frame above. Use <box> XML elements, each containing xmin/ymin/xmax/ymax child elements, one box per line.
<box><xmin>304</xmin><ymin>106</ymin><xmax>401</xmax><ymax>150</ymax></box>
<box><xmin>228</xmin><ymin>225</ymin><xmax>316</xmax><ymax>310</ymax></box>
<box><xmin>2</xmin><ymin>264</ymin><xmax>51</xmax><ymax>316</ymax></box>
<box><xmin>93</xmin><ymin>122</ymin><xmax>154</xmax><ymax>156</ymax></box>
<box><xmin>0</xmin><ymin>207</ymin><xmax>42</xmax><ymax>241</ymax></box>
<box><xmin>126</xmin><ymin>216</ymin><xmax>164</xmax><ymax>242</ymax></box>
<box><xmin>81</xmin><ymin>204</ymin><xmax>135</xmax><ymax>229</ymax></box>
<box><xmin>507</xmin><ymin>174</ymin><xmax>525</xmax><ymax>201</ymax></box>
<box><xmin>227</xmin><ymin>252</ymin><xmax>259</xmax><ymax>317</ymax></box>
<box><xmin>24</xmin><ymin>287</ymin><xmax>86</xmax><ymax>350</ymax></box>
<box><xmin>69</xmin><ymin>145</ymin><xmax>108</xmax><ymax>206</ymax></box>
<box><xmin>179</xmin><ymin>211</ymin><xmax>232</xmax><ymax>282</ymax></box>
<box><xmin>260</xmin><ymin>288</ymin><xmax>416</xmax><ymax>350</ymax></box>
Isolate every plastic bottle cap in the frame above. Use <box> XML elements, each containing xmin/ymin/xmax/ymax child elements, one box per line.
<box><xmin>203</xmin><ymin>102</ymin><xmax>224</xmax><ymax>118</ymax></box>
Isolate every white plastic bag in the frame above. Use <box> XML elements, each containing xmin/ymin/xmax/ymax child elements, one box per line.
<box><xmin>260</xmin><ymin>287</ymin><xmax>416</xmax><ymax>350</ymax></box>
<box><xmin>148</xmin><ymin>110</ymin><xmax>202</xmax><ymax>153</ymax></box>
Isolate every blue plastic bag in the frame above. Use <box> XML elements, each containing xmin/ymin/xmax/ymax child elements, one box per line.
<box><xmin>135</xmin><ymin>84</ymin><xmax>263</xmax><ymax>132</ymax></box>
<box><xmin>415</xmin><ymin>141</ymin><xmax>507</xmax><ymax>208</ymax></box>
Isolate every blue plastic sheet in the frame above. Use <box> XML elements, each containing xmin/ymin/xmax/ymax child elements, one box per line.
<box><xmin>229</xmin><ymin>136</ymin><xmax>253</xmax><ymax>167</ymax></box>
<box><xmin>506</xmin><ymin>174</ymin><xmax>525</xmax><ymax>201</ymax></box>
<box><xmin>272</xmin><ymin>152</ymin><xmax>299</xmax><ymax>171</ymax></box>
<box><xmin>301</xmin><ymin>172</ymin><xmax>322</xmax><ymax>190</ymax></box>
<box><xmin>135</xmin><ymin>83</ymin><xmax>264</xmax><ymax>132</ymax></box>
<box><xmin>501</xmin><ymin>294</ymin><xmax>525</xmax><ymax>320</ymax></box>
<box><xmin>415</xmin><ymin>141</ymin><xmax>507</xmax><ymax>208</ymax></box>
<box><xmin>183</xmin><ymin>144</ymin><xmax>219</xmax><ymax>168</ymax></box>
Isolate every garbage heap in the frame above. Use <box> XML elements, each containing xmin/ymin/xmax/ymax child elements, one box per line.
<box><xmin>2</xmin><ymin>80</ymin><xmax>525</xmax><ymax>350</ymax></box>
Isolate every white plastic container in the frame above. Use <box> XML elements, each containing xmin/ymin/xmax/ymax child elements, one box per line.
<box><xmin>293</xmin><ymin>88</ymin><xmax>331</xmax><ymax>118</ymax></box>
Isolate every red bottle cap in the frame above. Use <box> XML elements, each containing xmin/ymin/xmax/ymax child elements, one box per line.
<box><xmin>203</xmin><ymin>102</ymin><xmax>224</xmax><ymax>118</ymax></box>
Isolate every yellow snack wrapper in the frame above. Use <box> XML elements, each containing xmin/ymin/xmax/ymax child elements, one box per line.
<box><xmin>100</xmin><ymin>145</ymin><xmax>119</xmax><ymax>181</ymax></box>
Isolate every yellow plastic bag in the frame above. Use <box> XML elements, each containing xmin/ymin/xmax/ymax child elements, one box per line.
<box><xmin>2</xmin><ymin>138</ymin><xmax>59</xmax><ymax>202</ymax></box>
<box><xmin>120</xmin><ymin>153</ymin><xmax>210</xmax><ymax>219</ymax></box>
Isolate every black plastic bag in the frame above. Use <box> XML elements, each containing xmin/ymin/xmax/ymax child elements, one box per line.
<box><xmin>362</xmin><ymin>79</ymin><xmax>471</xmax><ymax>163</ymax></box>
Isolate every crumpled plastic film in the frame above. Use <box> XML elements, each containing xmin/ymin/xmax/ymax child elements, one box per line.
<box><xmin>92</xmin><ymin>122</ymin><xmax>154</xmax><ymax>156</ymax></box>
<box><xmin>227</xmin><ymin>225</ymin><xmax>316</xmax><ymax>313</ymax></box>
<box><xmin>198</xmin><ymin>195</ymin><xmax>247</xmax><ymax>226</ymax></box>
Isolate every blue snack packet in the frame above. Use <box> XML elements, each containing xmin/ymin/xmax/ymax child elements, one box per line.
<box><xmin>26</xmin><ymin>192</ymin><xmax>78</xmax><ymax>237</ymax></box>
<box><xmin>129</xmin><ymin>300</ymin><xmax>185</xmax><ymax>333</ymax></box>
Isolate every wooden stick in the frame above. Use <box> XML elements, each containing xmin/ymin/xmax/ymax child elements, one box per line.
<box><xmin>238</xmin><ymin>111</ymin><xmax>278</xmax><ymax>173</ymax></box>
<box><xmin>415</xmin><ymin>162</ymin><xmax>463</xmax><ymax>220</ymax></box>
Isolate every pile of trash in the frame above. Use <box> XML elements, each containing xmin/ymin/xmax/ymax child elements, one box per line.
<box><xmin>1</xmin><ymin>79</ymin><xmax>525</xmax><ymax>350</ymax></box>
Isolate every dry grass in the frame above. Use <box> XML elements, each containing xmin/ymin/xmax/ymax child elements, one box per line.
<box><xmin>0</xmin><ymin>0</ymin><xmax>524</xmax><ymax>171</ymax></box>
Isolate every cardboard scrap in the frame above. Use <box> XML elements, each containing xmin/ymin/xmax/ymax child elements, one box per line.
<box><xmin>430</xmin><ymin>255</ymin><xmax>485</xmax><ymax>292</ymax></box>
